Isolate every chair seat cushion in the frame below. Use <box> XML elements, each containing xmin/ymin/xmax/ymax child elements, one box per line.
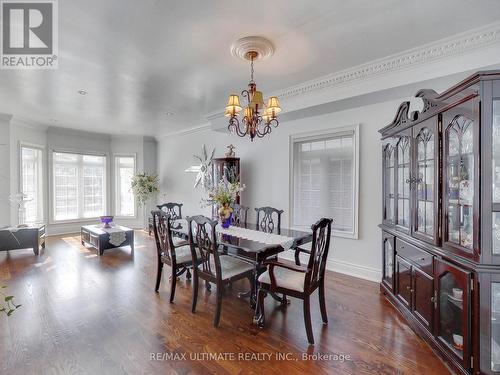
<box><xmin>162</xmin><ymin>245</ymin><xmax>198</xmax><ymax>264</ymax></box>
<box><xmin>201</xmin><ymin>255</ymin><xmax>254</xmax><ymax>280</ymax></box>
<box><xmin>258</xmin><ymin>266</ymin><xmax>306</xmax><ymax>292</ymax></box>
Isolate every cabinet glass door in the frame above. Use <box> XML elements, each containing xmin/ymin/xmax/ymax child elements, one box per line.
<box><xmin>382</xmin><ymin>234</ymin><xmax>394</xmax><ymax>290</ymax></box>
<box><xmin>444</xmin><ymin>115</ymin><xmax>474</xmax><ymax>251</ymax></box>
<box><xmin>493</xmin><ymin>100</ymin><xmax>500</xmax><ymax>204</ymax></box>
<box><xmin>383</xmin><ymin>143</ymin><xmax>395</xmax><ymax>224</ymax></box>
<box><xmin>493</xmin><ymin>100</ymin><xmax>500</xmax><ymax>255</ymax></box>
<box><xmin>396</xmin><ymin>137</ymin><xmax>411</xmax><ymax>231</ymax></box>
<box><xmin>415</xmin><ymin>127</ymin><xmax>436</xmax><ymax>241</ymax></box>
<box><xmin>494</xmin><ymin>213</ymin><xmax>500</xmax><ymax>256</ymax></box>
<box><xmin>436</xmin><ymin>259</ymin><xmax>471</xmax><ymax>369</ymax></box>
<box><xmin>492</xmin><ymin>282</ymin><xmax>500</xmax><ymax>371</ymax></box>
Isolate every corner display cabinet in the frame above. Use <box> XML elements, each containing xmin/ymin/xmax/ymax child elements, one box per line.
<box><xmin>379</xmin><ymin>71</ymin><xmax>500</xmax><ymax>375</ymax></box>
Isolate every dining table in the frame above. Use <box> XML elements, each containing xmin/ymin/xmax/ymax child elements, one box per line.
<box><xmin>171</xmin><ymin>219</ymin><xmax>313</xmax><ymax>308</ymax></box>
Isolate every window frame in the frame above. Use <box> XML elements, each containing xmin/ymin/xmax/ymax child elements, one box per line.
<box><xmin>289</xmin><ymin>124</ymin><xmax>360</xmax><ymax>239</ymax></box>
<box><xmin>113</xmin><ymin>153</ymin><xmax>137</xmax><ymax>218</ymax></box>
<box><xmin>18</xmin><ymin>142</ymin><xmax>45</xmax><ymax>224</ymax></box>
<box><xmin>49</xmin><ymin>149</ymin><xmax>108</xmax><ymax>224</ymax></box>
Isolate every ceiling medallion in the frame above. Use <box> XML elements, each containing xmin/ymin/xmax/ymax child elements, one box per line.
<box><xmin>225</xmin><ymin>36</ymin><xmax>281</xmax><ymax>141</ymax></box>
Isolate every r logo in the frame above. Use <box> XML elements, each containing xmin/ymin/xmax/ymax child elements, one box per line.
<box><xmin>2</xmin><ymin>1</ymin><xmax>53</xmax><ymax>54</ymax></box>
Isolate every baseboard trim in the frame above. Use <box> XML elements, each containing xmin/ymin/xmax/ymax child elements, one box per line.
<box><xmin>280</xmin><ymin>252</ymin><xmax>381</xmax><ymax>283</ymax></box>
<box><xmin>46</xmin><ymin>224</ymin><xmax>144</xmax><ymax>237</ymax></box>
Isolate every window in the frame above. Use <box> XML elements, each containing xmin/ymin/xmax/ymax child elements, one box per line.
<box><xmin>20</xmin><ymin>146</ymin><xmax>44</xmax><ymax>224</ymax></box>
<box><xmin>52</xmin><ymin>152</ymin><xmax>106</xmax><ymax>221</ymax></box>
<box><xmin>115</xmin><ymin>155</ymin><xmax>136</xmax><ymax>217</ymax></box>
<box><xmin>291</xmin><ymin>125</ymin><xmax>359</xmax><ymax>238</ymax></box>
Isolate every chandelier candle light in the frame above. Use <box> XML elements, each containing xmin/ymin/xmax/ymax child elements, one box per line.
<box><xmin>225</xmin><ymin>37</ymin><xmax>282</xmax><ymax>141</ymax></box>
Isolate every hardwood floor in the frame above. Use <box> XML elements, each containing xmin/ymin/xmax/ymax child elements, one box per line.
<box><xmin>0</xmin><ymin>230</ymin><xmax>451</xmax><ymax>375</ymax></box>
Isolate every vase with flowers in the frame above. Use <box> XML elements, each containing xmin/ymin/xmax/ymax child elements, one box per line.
<box><xmin>203</xmin><ymin>178</ymin><xmax>245</xmax><ymax>228</ymax></box>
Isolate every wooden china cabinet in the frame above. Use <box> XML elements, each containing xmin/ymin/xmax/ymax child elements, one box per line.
<box><xmin>379</xmin><ymin>71</ymin><xmax>500</xmax><ymax>375</ymax></box>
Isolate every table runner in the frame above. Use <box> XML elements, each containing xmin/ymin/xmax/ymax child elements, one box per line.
<box><xmin>92</xmin><ymin>225</ymin><xmax>127</xmax><ymax>246</ymax></box>
<box><xmin>173</xmin><ymin>219</ymin><xmax>295</xmax><ymax>250</ymax></box>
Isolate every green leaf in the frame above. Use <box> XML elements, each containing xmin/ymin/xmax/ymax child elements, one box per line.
<box><xmin>7</xmin><ymin>309</ymin><xmax>14</xmax><ymax>316</ymax></box>
<box><xmin>5</xmin><ymin>296</ymin><xmax>13</xmax><ymax>302</ymax></box>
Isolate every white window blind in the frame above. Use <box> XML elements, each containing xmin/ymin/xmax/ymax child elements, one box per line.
<box><xmin>115</xmin><ymin>156</ymin><xmax>135</xmax><ymax>217</ymax></box>
<box><xmin>20</xmin><ymin>146</ymin><xmax>44</xmax><ymax>224</ymax></box>
<box><xmin>292</xmin><ymin>127</ymin><xmax>359</xmax><ymax>238</ymax></box>
<box><xmin>52</xmin><ymin>152</ymin><xmax>106</xmax><ymax>221</ymax></box>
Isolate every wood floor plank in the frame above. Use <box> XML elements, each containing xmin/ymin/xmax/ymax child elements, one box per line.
<box><xmin>0</xmin><ymin>231</ymin><xmax>451</xmax><ymax>375</ymax></box>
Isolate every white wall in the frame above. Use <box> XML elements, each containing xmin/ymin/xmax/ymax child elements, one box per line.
<box><xmin>110</xmin><ymin>135</ymin><xmax>144</xmax><ymax>229</ymax></box>
<box><xmin>141</xmin><ymin>137</ymin><xmax>158</xmax><ymax>226</ymax></box>
<box><xmin>0</xmin><ymin>114</ymin><xmax>12</xmax><ymax>226</ymax></box>
<box><xmin>157</xmin><ymin>99</ymin><xmax>409</xmax><ymax>282</ymax></box>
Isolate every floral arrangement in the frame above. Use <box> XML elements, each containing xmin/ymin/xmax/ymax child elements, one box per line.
<box><xmin>203</xmin><ymin>178</ymin><xmax>245</xmax><ymax>227</ymax></box>
<box><xmin>131</xmin><ymin>173</ymin><xmax>159</xmax><ymax>207</ymax></box>
<box><xmin>0</xmin><ymin>285</ymin><xmax>21</xmax><ymax>316</ymax></box>
<box><xmin>204</xmin><ymin>178</ymin><xmax>245</xmax><ymax>208</ymax></box>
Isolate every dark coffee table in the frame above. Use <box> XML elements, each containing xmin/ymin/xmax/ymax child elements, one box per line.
<box><xmin>81</xmin><ymin>225</ymin><xmax>134</xmax><ymax>255</ymax></box>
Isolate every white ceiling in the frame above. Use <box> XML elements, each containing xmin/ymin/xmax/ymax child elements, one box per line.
<box><xmin>1</xmin><ymin>0</ymin><xmax>500</xmax><ymax>136</ymax></box>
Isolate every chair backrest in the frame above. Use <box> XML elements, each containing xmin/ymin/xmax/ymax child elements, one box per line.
<box><xmin>306</xmin><ymin>218</ymin><xmax>333</xmax><ymax>290</ymax></box>
<box><xmin>255</xmin><ymin>206</ymin><xmax>284</xmax><ymax>232</ymax></box>
<box><xmin>151</xmin><ymin>210</ymin><xmax>176</xmax><ymax>265</ymax></box>
<box><xmin>231</xmin><ymin>203</ymin><xmax>249</xmax><ymax>225</ymax></box>
<box><xmin>157</xmin><ymin>202</ymin><xmax>183</xmax><ymax>220</ymax></box>
<box><xmin>186</xmin><ymin>215</ymin><xmax>221</xmax><ymax>280</ymax></box>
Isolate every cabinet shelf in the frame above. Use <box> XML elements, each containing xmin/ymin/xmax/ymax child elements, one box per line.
<box><xmin>416</xmin><ymin>198</ymin><xmax>434</xmax><ymax>203</ymax></box>
<box><xmin>446</xmin><ymin>294</ymin><xmax>464</xmax><ymax>310</ymax></box>
<box><xmin>448</xmin><ymin>200</ymin><xmax>472</xmax><ymax>206</ymax></box>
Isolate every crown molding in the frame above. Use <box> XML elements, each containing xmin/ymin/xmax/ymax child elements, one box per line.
<box><xmin>47</xmin><ymin>125</ymin><xmax>111</xmax><ymax>140</ymax></box>
<box><xmin>10</xmin><ymin>115</ymin><xmax>49</xmax><ymax>131</ymax></box>
<box><xmin>158</xmin><ymin>123</ymin><xmax>211</xmax><ymax>138</ymax></box>
<box><xmin>273</xmin><ymin>21</ymin><xmax>500</xmax><ymax>100</ymax></box>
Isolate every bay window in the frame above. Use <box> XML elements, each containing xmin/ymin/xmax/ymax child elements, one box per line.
<box><xmin>52</xmin><ymin>152</ymin><xmax>106</xmax><ymax>221</ymax></box>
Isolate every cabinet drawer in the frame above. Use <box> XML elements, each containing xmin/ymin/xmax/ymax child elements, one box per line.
<box><xmin>396</xmin><ymin>238</ymin><xmax>433</xmax><ymax>274</ymax></box>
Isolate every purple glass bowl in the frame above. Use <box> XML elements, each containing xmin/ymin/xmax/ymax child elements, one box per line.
<box><xmin>100</xmin><ymin>216</ymin><xmax>114</xmax><ymax>228</ymax></box>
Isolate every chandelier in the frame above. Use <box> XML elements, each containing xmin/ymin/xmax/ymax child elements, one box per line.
<box><xmin>225</xmin><ymin>39</ymin><xmax>281</xmax><ymax>141</ymax></box>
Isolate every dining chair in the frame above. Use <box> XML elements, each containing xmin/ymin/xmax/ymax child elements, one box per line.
<box><xmin>187</xmin><ymin>215</ymin><xmax>254</xmax><ymax>327</ymax></box>
<box><xmin>149</xmin><ymin>202</ymin><xmax>184</xmax><ymax>235</ymax></box>
<box><xmin>255</xmin><ymin>217</ymin><xmax>333</xmax><ymax>344</ymax></box>
<box><xmin>158</xmin><ymin>202</ymin><xmax>183</xmax><ymax>220</ymax></box>
<box><xmin>254</xmin><ymin>206</ymin><xmax>284</xmax><ymax>232</ymax></box>
<box><xmin>151</xmin><ymin>210</ymin><xmax>198</xmax><ymax>302</ymax></box>
<box><xmin>231</xmin><ymin>203</ymin><xmax>249</xmax><ymax>225</ymax></box>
